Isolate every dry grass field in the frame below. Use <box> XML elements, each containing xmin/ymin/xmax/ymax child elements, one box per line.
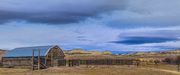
<box><xmin>0</xmin><ymin>65</ymin><xmax>180</xmax><ymax>75</ymax></box>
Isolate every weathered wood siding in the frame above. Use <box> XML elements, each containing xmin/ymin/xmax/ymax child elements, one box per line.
<box><xmin>46</xmin><ymin>46</ymin><xmax>65</xmax><ymax>67</ymax></box>
<box><xmin>67</xmin><ymin>59</ymin><xmax>134</xmax><ymax>67</ymax></box>
<box><xmin>3</xmin><ymin>57</ymin><xmax>32</xmax><ymax>68</ymax></box>
<box><xmin>2</xmin><ymin>57</ymin><xmax>46</xmax><ymax>68</ymax></box>
<box><xmin>2</xmin><ymin>46</ymin><xmax>65</xmax><ymax>68</ymax></box>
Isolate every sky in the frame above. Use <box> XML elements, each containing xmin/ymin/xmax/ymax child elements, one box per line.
<box><xmin>0</xmin><ymin>0</ymin><xmax>180</xmax><ymax>52</ymax></box>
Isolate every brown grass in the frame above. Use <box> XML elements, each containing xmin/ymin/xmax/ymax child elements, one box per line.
<box><xmin>141</xmin><ymin>64</ymin><xmax>178</xmax><ymax>71</ymax></box>
<box><xmin>0</xmin><ymin>68</ymin><xmax>29</xmax><ymax>74</ymax></box>
<box><xmin>0</xmin><ymin>65</ymin><xmax>179</xmax><ymax>75</ymax></box>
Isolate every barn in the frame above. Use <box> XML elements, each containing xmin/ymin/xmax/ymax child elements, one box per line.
<box><xmin>0</xmin><ymin>49</ymin><xmax>6</xmax><ymax>65</ymax></box>
<box><xmin>2</xmin><ymin>45</ymin><xmax>65</xmax><ymax>69</ymax></box>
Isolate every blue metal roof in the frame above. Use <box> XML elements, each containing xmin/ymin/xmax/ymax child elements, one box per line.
<box><xmin>4</xmin><ymin>45</ymin><xmax>55</xmax><ymax>57</ymax></box>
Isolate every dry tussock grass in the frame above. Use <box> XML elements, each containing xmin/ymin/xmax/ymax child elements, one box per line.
<box><xmin>0</xmin><ymin>65</ymin><xmax>179</xmax><ymax>75</ymax></box>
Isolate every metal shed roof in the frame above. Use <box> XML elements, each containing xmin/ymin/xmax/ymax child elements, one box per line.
<box><xmin>4</xmin><ymin>45</ymin><xmax>56</xmax><ymax>57</ymax></box>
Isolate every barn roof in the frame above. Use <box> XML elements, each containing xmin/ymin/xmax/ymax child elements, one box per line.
<box><xmin>4</xmin><ymin>45</ymin><xmax>57</xmax><ymax>57</ymax></box>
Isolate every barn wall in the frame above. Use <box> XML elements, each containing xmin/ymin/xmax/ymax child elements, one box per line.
<box><xmin>2</xmin><ymin>46</ymin><xmax>65</xmax><ymax>68</ymax></box>
<box><xmin>46</xmin><ymin>46</ymin><xmax>65</xmax><ymax>67</ymax></box>
<box><xmin>2</xmin><ymin>57</ymin><xmax>46</xmax><ymax>68</ymax></box>
<box><xmin>0</xmin><ymin>50</ymin><xmax>6</xmax><ymax>62</ymax></box>
<box><xmin>2</xmin><ymin>57</ymin><xmax>32</xmax><ymax>68</ymax></box>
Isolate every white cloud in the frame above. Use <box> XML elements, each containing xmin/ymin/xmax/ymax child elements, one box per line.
<box><xmin>0</xmin><ymin>21</ymin><xmax>180</xmax><ymax>51</ymax></box>
<box><xmin>0</xmin><ymin>0</ymin><xmax>180</xmax><ymax>52</ymax></box>
<box><xmin>0</xmin><ymin>22</ymin><xmax>120</xmax><ymax>50</ymax></box>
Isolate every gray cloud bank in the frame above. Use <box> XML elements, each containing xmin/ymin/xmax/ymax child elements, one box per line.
<box><xmin>0</xmin><ymin>0</ymin><xmax>126</xmax><ymax>24</ymax></box>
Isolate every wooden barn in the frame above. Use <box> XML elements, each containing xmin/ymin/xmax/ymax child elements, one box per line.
<box><xmin>2</xmin><ymin>45</ymin><xmax>65</xmax><ymax>69</ymax></box>
<box><xmin>0</xmin><ymin>49</ymin><xmax>6</xmax><ymax>65</ymax></box>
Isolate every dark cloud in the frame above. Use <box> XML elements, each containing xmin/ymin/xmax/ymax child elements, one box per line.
<box><xmin>0</xmin><ymin>0</ymin><xmax>127</xmax><ymax>24</ymax></box>
<box><xmin>110</xmin><ymin>37</ymin><xmax>179</xmax><ymax>45</ymax></box>
<box><xmin>0</xmin><ymin>10</ymin><xmax>93</xmax><ymax>24</ymax></box>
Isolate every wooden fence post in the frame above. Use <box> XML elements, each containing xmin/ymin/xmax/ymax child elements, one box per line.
<box><xmin>38</xmin><ymin>49</ymin><xmax>40</xmax><ymax>70</ymax></box>
<box><xmin>178</xmin><ymin>64</ymin><xmax>180</xmax><ymax>72</ymax></box>
<box><xmin>32</xmin><ymin>50</ymin><xmax>34</xmax><ymax>70</ymax></box>
<box><xmin>51</xmin><ymin>51</ymin><xmax>53</xmax><ymax>67</ymax></box>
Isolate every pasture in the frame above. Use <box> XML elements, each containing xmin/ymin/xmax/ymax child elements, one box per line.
<box><xmin>0</xmin><ymin>65</ymin><xmax>179</xmax><ymax>75</ymax></box>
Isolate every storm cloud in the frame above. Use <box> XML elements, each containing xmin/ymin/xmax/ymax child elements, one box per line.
<box><xmin>0</xmin><ymin>0</ymin><xmax>127</xmax><ymax>24</ymax></box>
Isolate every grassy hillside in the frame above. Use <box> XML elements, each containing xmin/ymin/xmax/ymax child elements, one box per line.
<box><xmin>63</xmin><ymin>49</ymin><xmax>112</xmax><ymax>56</ymax></box>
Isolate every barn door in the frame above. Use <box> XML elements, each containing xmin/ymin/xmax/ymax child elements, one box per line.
<box><xmin>46</xmin><ymin>46</ymin><xmax>65</xmax><ymax>67</ymax></box>
<box><xmin>53</xmin><ymin>59</ymin><xmax>59</xmax><ymax>66</ymax></box>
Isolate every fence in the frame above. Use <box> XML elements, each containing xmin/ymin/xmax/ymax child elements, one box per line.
<box><xmin>58</xmin><ymin>59</ymin><xmax>135</xmax><ymax>67</ymax></box>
